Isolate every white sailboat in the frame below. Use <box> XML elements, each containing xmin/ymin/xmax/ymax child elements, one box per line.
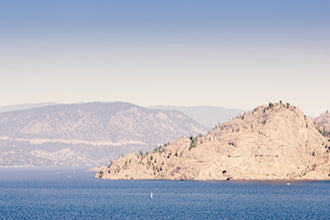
<box><xmin>150</xmin><ymin>192</ymin><xmax>153</xmax><ymax>199</ymax></box>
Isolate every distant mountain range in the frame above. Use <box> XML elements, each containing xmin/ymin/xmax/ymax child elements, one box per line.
<box><xmin>0</xmin><ymin>103</ymin><xmax>58</xmax><ymax>113</ymax></box>
<box><xmin>149</xmin><ymin>105</ymin><xmax>245</xmax><ymax>129</ymax></box>
<box><xmin>0</xmin><ymin>103</ymin><xmax>245</xmax><ymax>130</ymax></box>
<box><xmin>0</xmin><ymin>102</ymin><xmax>206</xmax><ymax>167</ymax></box>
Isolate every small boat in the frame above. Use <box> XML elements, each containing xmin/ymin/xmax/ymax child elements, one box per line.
<box><xmin>150</xmin><ymin>192</ymin><xmax>153</xmax><ymax>199</ymax></box>
<box><xmin>286</xmin><ymin>183</ymin><xmax>291</xmax><ymax>186</ymax></box>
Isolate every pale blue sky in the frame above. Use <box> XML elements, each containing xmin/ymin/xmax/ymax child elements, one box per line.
<box><xmin>0</xmin><ymin>0</ymin><xmax>329</xmax><ymax>116</ymax></box>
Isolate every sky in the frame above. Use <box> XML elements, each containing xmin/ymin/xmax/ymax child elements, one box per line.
<box><xmin>0</xmin><ymin>0</ymin><xmax>329</xmax><ymax>116</ymax></box>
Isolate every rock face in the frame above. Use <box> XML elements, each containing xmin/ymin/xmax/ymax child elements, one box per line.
<box><xmin>96</xmin><ymin>103</ymin><xmax>330</xmax><ymax>181</ymax></box>
<box><xmin>314</xmin><ymin>111</ymin><xmax>330</xmax><ymax>137</ymax></box>
<box><xmin>0</xmin><ymin>102</ymin><xmax>206</xmax><ymax>167</ymax></box>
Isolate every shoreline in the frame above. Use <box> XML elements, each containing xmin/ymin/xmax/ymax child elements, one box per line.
<box><xmin>96</xmin><ymin>177</ymin><xmax>330</xmax><ymax>182</ymax></box>
<box><xmin>1</xmin><ymin>167</ymin><xmax>328</xmax><ymax>182</ymax></box>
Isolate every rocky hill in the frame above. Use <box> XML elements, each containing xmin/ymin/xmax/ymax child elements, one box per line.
<box><xmin>0</xmin><ymin>102</ymin><xmax>206</xmax><ymax>167</ymax></box>
<box><xmin>314</xmin><ymin>111</ymin><xmax>330</xmax><ymax>137</ymax></box>
<box><xmin>96</xmin><ymin>103</ymin><xmax>330</xmax><ymax>181</ymax></box>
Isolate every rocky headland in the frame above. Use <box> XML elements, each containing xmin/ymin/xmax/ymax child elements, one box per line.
<box><xmin>96</xmin><ymin>102</ymin><xmax>330</xmax><ymax>181</ymax></box>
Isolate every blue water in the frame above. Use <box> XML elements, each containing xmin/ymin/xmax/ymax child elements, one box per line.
<box><xmin>0</xmin><ymin>168</ymin><xmax>329</xmax><ymax>219</ymax></box>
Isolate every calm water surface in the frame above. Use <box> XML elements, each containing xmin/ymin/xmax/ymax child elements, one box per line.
<box><xmin>0</xmin><ymin>168</ymin><xmax>329</xmax><ymax>219</ymax></box>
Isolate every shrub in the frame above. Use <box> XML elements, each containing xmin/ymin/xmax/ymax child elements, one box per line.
<box><xmin>189</xmin><ymin>135</ymin><xmax>198</xmax><ymax>150</ymax></box>
<box><xmin>311</xmin><ymin>164</ymin><xmax>316</xmax><ymax>171</ymax></box>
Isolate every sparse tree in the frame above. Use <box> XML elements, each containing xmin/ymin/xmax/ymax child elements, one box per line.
<box><xmin>189</xmin><ymin>135</ymin><xmax>198</xmax><ymax>150</ymax></box>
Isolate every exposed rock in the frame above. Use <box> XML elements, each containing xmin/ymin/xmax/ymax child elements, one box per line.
<box><xmin>96</xmin><ymin>103</ymin><xmax>330</xmax><ymax>181</ymax></box>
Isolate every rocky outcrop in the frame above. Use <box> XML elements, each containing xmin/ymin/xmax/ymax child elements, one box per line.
<box><xmin>96</xmin><ymin>103</ymin><xmax>330</xmax><ymax>181</ymax></box>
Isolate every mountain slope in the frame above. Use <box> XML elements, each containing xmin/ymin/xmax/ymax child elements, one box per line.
<box><xmin>149</xmin><ymin>105</ymin><xmax>244</xmax><ymax>129</ymax></box>
<box><xmin>0</xmin><ymin>102</ymin><xmax>206</xmax><ymax>167</ymax></box>
<box><xmin>314</xmin><ymin>111</ymin><xmax>330</xmax><ymax>137</ymax></box>
<box><xmin>96</xmin><ymin>103</ymin><xmax>330</xmax><ymax>180</ymax></box>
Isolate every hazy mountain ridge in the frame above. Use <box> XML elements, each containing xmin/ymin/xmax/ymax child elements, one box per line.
<box><xmin>0</xmin><ymin>103</ymin><xmax>58</xmax><ymax>113</ymax></box>
<box><xmin>149</xmin><ymin>105</ymin><xmax>245</xmax><ymax>129</ymax></box>
<box><xmin>97</xmin><ymin>103</ymin><xmax>330</xmax><ymax>181</ymax></box>
<box><xmin>0</xmin><ymin>102</ymin><xmax>206</xmax><ymax>143</ymax></box>
<box><xmin>0</xmin><ymin>102</ymin><xmax>207</xmax><ymax>167</ymax></box>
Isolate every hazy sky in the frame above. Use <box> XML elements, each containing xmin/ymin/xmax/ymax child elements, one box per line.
<box><xmin>0</xmin><ymin>0</ymin><xmax>329</xmax><ymax>116</ymax></box>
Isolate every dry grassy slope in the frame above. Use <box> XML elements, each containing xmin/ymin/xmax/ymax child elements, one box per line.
<box><xmin>96</xmin><ymin>103</ymin><xmax>330</xmax><ymax>181</ymax></box>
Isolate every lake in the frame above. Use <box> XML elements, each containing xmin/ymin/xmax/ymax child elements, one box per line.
<box><xmin>0</xmin><ymin>168</ymin><xmax>329</xmax><ymax>219</ymax></box>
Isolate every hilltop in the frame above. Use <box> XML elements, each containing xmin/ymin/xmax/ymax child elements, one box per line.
<box><xmin>96</xmin><ymin>102</ymin><xmax>330</xmax><ymax>181</ymax></box>
<box><xmin>0</xmin><ymin>102</ymin><xmax>206</xmax><ymax>167</ymax></box>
